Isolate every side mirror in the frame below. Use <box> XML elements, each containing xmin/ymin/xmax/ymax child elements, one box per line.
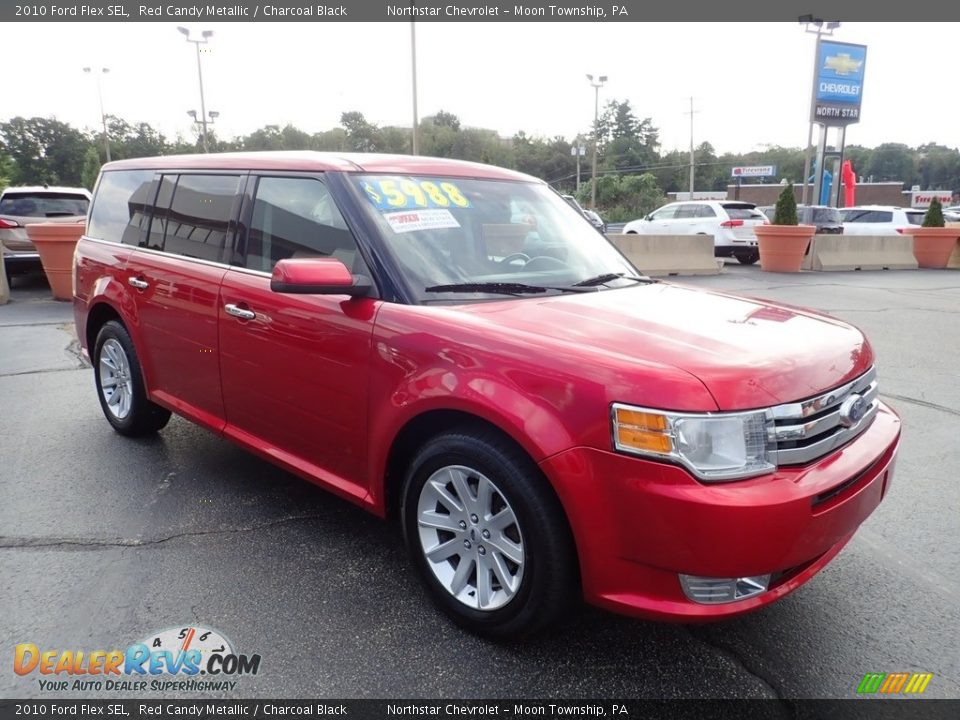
<box><xmin>644</xmin><ymin>214</ymin><xmax>653</xmax><ymax>221</ymax></box>
<box><xmin>270</xmin><ymin>258</ymin><xmax>371</xmax><ymax>297</ymax></box>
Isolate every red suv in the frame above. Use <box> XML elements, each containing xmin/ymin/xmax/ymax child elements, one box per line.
<box><xmin>74</xmin><ymin>153</ymin><xmax>900</xmax><ymax>637</ymax></box>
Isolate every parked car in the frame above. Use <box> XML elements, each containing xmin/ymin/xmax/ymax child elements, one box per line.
<box><xmin>622</xmin><ymin>201</ymin><xmax>768</xmax><ymax>264</ymax></box>
<box><xmin>562</xmin><ymin>194</ymin><xmax>605</xmax><ymax>233</ymax></box>
<box><xmin>0</xmin><ymin>186</ymin><xmax>91</xmax><ymax>279</ymax></box>
<box><xmin>840</xmin><ymin>205</ymin><xmax>926</xmax><ymax>235</ymax></box>
<box><xmin>74</xmin><ymin>152</ymin><xmax>900</xmax><ymax>637</ymax></box>
<box><xmin>759</xmin><ymin>204</ymin><xmax>844</xmax><ymax>234</ymax></box>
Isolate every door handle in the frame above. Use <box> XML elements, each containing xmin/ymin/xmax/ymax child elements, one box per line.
<box><xmin>224</xmin><ymin>303</ymin><xmax>256</xmax><ymax>321</ymax></box>
<box><xmin>128</xmin><ymin>277</ymin><xmax>149</xmax><ymax>290</ymax></box>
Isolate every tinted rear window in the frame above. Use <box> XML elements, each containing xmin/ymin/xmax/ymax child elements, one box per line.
<box><xmin>87</xmin><ymin>171</ymin><xmax>155</xmax><ymax>243</ymax></box>
<box><xmin>0</xmin><ymin>192</ymin><xmax>88</xmax><ymax>218</ymax></box>
<box><xmin>723</xmin><ymin>205</ymin><xmax>765</xmax><ymax>220</ymax></box>
<box><xmin>905</xmin><ymin>212</ymin><xmax>925</xmax><ymax>226</ymax></box>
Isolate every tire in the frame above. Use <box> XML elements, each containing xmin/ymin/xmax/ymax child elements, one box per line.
<box><xmin>400</xmin><ymin>428</ymin><xmax>577</xmax><ymax>639</ymax></box>
<box><xmin>736</xmin><ymin>250</ymin><xmax>760</xmax><ymax>265</ymax></box>
<box><xmin>93</xmin><ymin>320</ymin><xmax>171</xmax><ymax>436</ymax></box>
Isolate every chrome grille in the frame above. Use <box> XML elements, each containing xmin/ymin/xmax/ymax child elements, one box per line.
<box><xmin>771</xmin><ymin>367</ymin><xmax>879</xmax><ymax>466</ymax></box>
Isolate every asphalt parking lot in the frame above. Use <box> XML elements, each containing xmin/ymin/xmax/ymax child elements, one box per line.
<box><xmin>1</xmin><ymin>265</ymin><xmax>958</xmax><ymax>700</ymax></box>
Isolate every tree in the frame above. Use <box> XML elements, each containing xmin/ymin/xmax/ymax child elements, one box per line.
<box><xmin>865</xmin><ymin>143</ymin><xmax>914</xmax><ymax>185</ymax></box>
<box><xmin>430</xmin><ymin>110</ymin><xmax>461</xmax><ymax>131</ymax></box>
<box><xmin>105</xmin><ymin>118</ymin><xmax>169</xmax><ymax>160</ymax></box>
<box><xmin>595</xmin><ymin>100</ymin><xmax>660</xmax><ymax>173</ymax></box>
<box><xmin>575</xmin><ymin>173</ymin><xmax>665</xmax><ymax>222</ymax></box>
<box><xmin>81</xmin><ymin>146</ymin><xmax>101</xmax><ymax>190</ymax></box>
<box><xmin>340</xmin><ymin>111</ymin><xmax>380</xmax><ymax>152</ymax></box>
<box><xmin>0</xmin><ymin>116</ymin><xmax>89</xmax><ymax>185</ymax></box>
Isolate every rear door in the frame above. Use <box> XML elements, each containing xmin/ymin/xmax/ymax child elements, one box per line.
<box><xmin>218</xmin><ymin>174</ymin><xmax>379</xmax><ymax>501</ymax></box>
<box><xmin>125</xmin><ymin>172</ymin><xmax>243</xmax><ymax>430</ymax></box>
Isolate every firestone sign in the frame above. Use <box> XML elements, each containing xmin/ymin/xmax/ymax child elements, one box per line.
<box><xmin>812</xmin><ymin>40</ymin><xmax>867</xmax><ymax>125</ymax></box>
<box><xmin>731</xmin><ymin>166</ymin><xmax>776</xmax><ymax>178</ymax></box>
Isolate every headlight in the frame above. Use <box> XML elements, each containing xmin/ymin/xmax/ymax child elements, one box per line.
<box><xmin>611</xmin><ymin>403</ymin><xmax>777</xmax><ymax>481</ymax></box>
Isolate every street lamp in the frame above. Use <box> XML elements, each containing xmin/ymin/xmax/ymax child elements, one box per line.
<box><xmin>410</xmin><ymin>21</ymin><xmax>419</xmax><ymax>155</ymax></box>
<box><xmin>586</xmin><ymin>73</ymin><xmax>607</xmax><ymax>209</ymax></box>
<box><xmin>187</xmin><ymin>110</ymin><xmax>219</xmax><ymax>149</ymax></box>
<box><xmin>799</xmin><ymin>16</ymin><xmax>840</xmax><ymax>205</ymax></box>
<box><xmin>83</xmin><ymin>66</ymin><xmax>111</xmax><ymax>162</ymax></box>
<box><xmin>178</xmin><ymin>26</ymin><xmax>214</xmax><ymax>152</ymax></box>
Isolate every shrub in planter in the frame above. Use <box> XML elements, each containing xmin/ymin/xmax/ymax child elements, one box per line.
<box><xmin>754</xmin><ymin>183</ymin><xmax>815</xmax><ymax>273</ymax></box>
<box><xmin>902</xmin><ymin>197</ymin><xmax>959</xmax><ymax>268</ymax></box>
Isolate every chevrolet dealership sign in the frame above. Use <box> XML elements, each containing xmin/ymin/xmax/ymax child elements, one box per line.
<box><xmin>812</xmin><ymin>40</ymin><xmax>867</xmax><ymax>124</ymax></box>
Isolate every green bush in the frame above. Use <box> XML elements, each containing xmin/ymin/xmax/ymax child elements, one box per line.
<box><xmin>773</xmin><ymin>183</ymin><xmax>798</xmax><ymax>226</ymax></box>
<box><xmin>922</xmin><ymin>197</ymin><xmax>945</xmax><ymax>228</ymax></box>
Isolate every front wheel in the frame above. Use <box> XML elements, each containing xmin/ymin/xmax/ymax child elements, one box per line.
<box><xmin>93</xmin><ymin>320</ymin><xmax>171</xmax><ymax>436</ymax></box>
<box><xmin>401</xmin><ymin>429</ymin><xmax>577</xmax><ymax>639</ymax></box>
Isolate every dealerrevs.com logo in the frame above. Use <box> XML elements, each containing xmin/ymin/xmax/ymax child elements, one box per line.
<box><xmin>14</xmin><ymin>626</ymin><xmax>261</xmax><ymax>692</ymax></box>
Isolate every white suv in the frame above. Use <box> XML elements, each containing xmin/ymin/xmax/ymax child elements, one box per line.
<box><xmin>840</xmin><ymin>205</ymin><xmax>925</xmax><ymax>235</ymax></box>
<box><xmin>622</xmin><ymin>201</ymin><xmax>768</xmax><ymax>264</ymax></box>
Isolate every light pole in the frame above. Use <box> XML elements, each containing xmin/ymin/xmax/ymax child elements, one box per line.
<box><xmin>685</xmin><ymin>96</ymin><xmax>699</xmax><ymax>199</ymax></box>
<box><xmin>83</xmin><ymin>66</ymin><xmax>111</xmax><ymax>162</ymax></box>
<box><xmin>178</xmin><ymin>26</ymin><xmax>214</xmax><ymax>152</ymax></box>
<box><xmin>586</xmin><ymin>73</ymin><xmax>607</xmax><ymax>209</ymax></box>
<box><xmin>187</xmin><ymin>110</ymin><xmax>219</xmax><ymax>149</ymax></box>
<box><xmin>799</xmin><ymin>16</ymin><xmax>840</xmax><ymax>205</ymax></box>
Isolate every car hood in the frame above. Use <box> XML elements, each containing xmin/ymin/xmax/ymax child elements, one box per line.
<box><xmin>457</xmin><ymin>282</ymin><xmax>873</xmax><ymax>410</ymax></box>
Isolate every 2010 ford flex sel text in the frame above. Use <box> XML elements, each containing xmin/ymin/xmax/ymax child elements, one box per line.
<box><xmin>74</xmin><ymin>152</ymin><xmax>901</xmax><ymax>638</ymax></box>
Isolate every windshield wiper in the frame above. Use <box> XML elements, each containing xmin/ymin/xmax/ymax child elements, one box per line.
<box><xmin>572</xmin><ymin>272</ymin><xmax>653</xmax><ymax>287</ymax></box>
<box><xmin>425</xmin><ymin>282</ymin><xmax>593</xmax><ymax>295</ymax></box>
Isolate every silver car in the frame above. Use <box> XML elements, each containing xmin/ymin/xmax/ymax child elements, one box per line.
<box><xmin>0</xmin><ymin>186</ymin><xmax>91</xmax><ymax>279</ymax></box>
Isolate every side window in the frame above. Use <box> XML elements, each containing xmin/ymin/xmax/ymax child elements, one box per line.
<box><xmin>156</xmin><ymin>174</ymin><xmax>241</xmax><ymax>261</ymax></box>
<box><xmin>87</xmin><ymin>170</ymin><xmax>155</xmax><ymax>244</ymax></box>
<box><xmin>650</xmin><ymin>206</ymin><xmax>677</xmax><ymax>221</ymax></box>
<box><xmin>244</xmin><ymin>176</ymin><xmax>366</xmax><ymax>274</ymax></box>
<box><xmin>145</xmin><ymin>175</ymin><xmax>177</xmax><ymax>250</ymax></box>
<box><xmin>697</xmin><ymin>205</ymin><xmax>718</xmax><ymax>218</ymax></box>
<box><xmin>674</xmin><ymin>204</ymin><xmax>697</xmax><ymax>219</ymax></box>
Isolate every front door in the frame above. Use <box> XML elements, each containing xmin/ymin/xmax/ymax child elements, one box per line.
<box><xmin>218</xmin><ymin>175</ymin><xmax>379</xmax><ymax>502</ymax></box>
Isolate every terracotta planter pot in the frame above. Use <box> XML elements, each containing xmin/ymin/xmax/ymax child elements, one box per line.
<box><xmin>900</xmin><ymin>226</ymin><xmax>960</xmax><ymax>269</ymax></box>
<box><xmin>24</xmin><ymin>222</ymin><xmax>86</xmax><ymax>300</ymax></box>
<box><xmin>754</xmin><ymin>224</ymin><xmax>816</xmax><ymax>273</ymax></box>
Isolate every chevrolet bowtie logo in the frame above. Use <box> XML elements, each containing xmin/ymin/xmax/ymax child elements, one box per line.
<box><xmin>824</xmin><ymin>53</ymin><xmax>863</xmax><ymax>76</ymax></box>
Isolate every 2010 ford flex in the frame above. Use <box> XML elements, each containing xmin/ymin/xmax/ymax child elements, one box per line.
<box><xmin>74</xmin><ymin>152</ymin><xmax>900</xmax><ymax>637</ymax></box>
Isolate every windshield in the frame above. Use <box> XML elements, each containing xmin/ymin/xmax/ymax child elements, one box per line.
<box><xmin>351</xmin><ymin>175</ymin><xmax>638</xmax><ymax>302</ymax></box>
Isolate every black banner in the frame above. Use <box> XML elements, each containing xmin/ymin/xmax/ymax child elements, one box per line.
<box><xmin>1</xmin><ymin>700</ymin><xmax>959</xmax><ymax>720</ymax></box>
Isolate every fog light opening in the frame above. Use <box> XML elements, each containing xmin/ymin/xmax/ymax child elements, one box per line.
<box><xmin>679</xmin><ymin>574</ymin><xmax>772</xmax><ymax>604</ymax></box>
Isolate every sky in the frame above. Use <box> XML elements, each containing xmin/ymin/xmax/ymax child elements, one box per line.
<box><xmin>6</xmin><ymin>21</ymin><xmax>957</xmax><ymax>155</ymax></box>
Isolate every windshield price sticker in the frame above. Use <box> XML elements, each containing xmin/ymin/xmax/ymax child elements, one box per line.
<box><xmin>361</xmin><ymin>178</ymin><xmax>472</xmax><ymax>210</ymax></box>
<box><xmin>383</xmin><ymin>209</ymin><xmax>461</xmax><ymax>234</ymax></box>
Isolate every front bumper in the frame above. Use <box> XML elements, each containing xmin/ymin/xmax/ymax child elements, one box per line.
<box><xmin>540</xmin><ymin>401</ymin><xmax>900</xmax><ymax>621</ymax></box>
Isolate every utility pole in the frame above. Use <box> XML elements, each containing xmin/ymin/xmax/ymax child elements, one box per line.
<box><xmin>586</xmin><ymin>74</ymin><xmax>607</xmax><ymax>209</ymax></box>
<box><xmin>83</xmin><ymin>67</ymin><xmax>111</xmax><ymax>163</ymax></box>
<box><xmin>410</xmin><ymin>20</ymin><xmax>419</xmax><ymax>155</ymax></box>
<box><xmin>684</xmin><ymin>96</ymin><xmax>699</xmax><ymax>199</ymax></box>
